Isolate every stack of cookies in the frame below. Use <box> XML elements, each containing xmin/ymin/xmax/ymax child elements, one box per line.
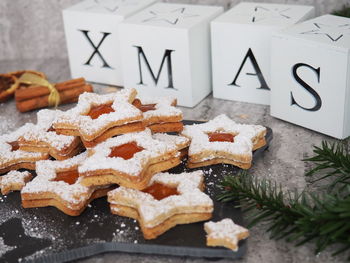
<box><xmin>0</xmin><ymin>88</ymin><xmax>266</xmax><ymax>250</ymax></box>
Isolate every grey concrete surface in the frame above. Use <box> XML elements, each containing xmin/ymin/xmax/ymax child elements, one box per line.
<box><xmin>0</xmin><ymin>58</ymin><xmax>347</xmax><ymax>262</ymax></box>
<box><xmin>0</xmin><ymin>0</ymin><xmax>348</xmax><ymax>61</ymax></box>
<box><xmin>0</xmin><ymin>0</ymin><xmax>349</xmax><ymax>261</ymax></box>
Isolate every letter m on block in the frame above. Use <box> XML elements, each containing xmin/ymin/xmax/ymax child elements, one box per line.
<box><xmin>134</xmin><ymin>46</ymin><xmax>176</xmax><ymax>89</ymax></box>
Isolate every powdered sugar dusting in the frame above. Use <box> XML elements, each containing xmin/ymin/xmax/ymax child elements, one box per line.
<box><xmin>152</xmin><ymin>133</ymin><xmax>189</xmax><ymax>149</ymax></box>
<box><xmin>0</xmin><ymin>115</ymin><xmax>17</xmax><ymax>134</ymax></box>
<box><xmin>0</xmin><ymin>237</ymin><xmax>16</xmax><ymax>257</ymax></box>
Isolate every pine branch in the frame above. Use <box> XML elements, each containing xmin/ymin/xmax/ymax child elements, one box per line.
<box><xmin>303</xmin><ymin>141</ymin><xmax>350</xmax><ymax>192</ymax></box>
<box><xmin>333</xmin><ymin>5</ymin><xmax>350</xmax><ymax>18</ymax></box>
<box><xmin>218</xmin><ymin>172</ymin><xmax>350</xmax><ymax>257</ymax></box>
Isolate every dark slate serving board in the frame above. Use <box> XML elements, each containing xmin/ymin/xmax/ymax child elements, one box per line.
<box><xmin>0</xmin><ymin>121</ymin><xmax>272</xmax><ymax>263</ymax></box>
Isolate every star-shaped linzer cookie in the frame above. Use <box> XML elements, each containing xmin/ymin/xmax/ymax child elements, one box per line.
<box><xmin>204</xmin><ymin>218</ymin><xmax>249</xmax><ymax>251</ymax></box>
<box><xmin>0</xmin><ymin>171</ymin><xmax>32</xmax><ymax>195</ymax></box>
<box><xmin>18</xmin><ymin>109</ymin><xmax>82</xmax><ymax>160</ymax></box>
<box><xmin>108</xmin><ymin>170</ymin><xmax>213</xmax><ymax>239</ymax></box>
<box><xmin>181</xmin><ymin>114</ymin><xmax>266</xmax><ymax>169</ymax></box>
<box><xmin>0</xmin><ymin>125</ymin><xmax>49</xmax><ymax>174</ymax></box>
<box><xmin>142</xmin><ymin>7</ymin><xmax>199</xmax><ymax>25</ymax></box>
<box><xmin>21</xmin><ymin>152</ymin><xmax>115</xmax><ymax>216</ymax></box>
<box><xmin>132</xmin><ymin>96</ymin><xmax>183</xmax><ymax>133</ymax></box>
<box><xmin>78</xmin><ymin>129</ymin><xmax>189</xmax><ymax>190</ymax></box>
<box><xmin>53</xmin><ymin>88</ymin><xmax>144</xmax><ymax>148</ymax></box>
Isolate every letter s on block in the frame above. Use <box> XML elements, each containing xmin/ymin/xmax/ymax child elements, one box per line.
<box><xmin>291</xmin><ymin>63</ymin><xmax>322</xmax><ymax>112</ymax></box>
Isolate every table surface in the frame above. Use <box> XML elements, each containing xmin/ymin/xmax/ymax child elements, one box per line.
<box><xmin>0</xmin><ymin>59</ymin><xmax>346</xmax><ymax>263</ymax></box>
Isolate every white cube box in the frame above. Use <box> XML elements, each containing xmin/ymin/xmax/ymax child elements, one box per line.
<box><xmin>211</xmin><ymin>2</ymin><xmax>315</xmax><ymax>105</ymax></box>
<box><xmin>119</xmin><ymin>3</ymin><xmax>223</xmax><ymax>107</ymax></box>
<box><xmin>271</xmin><ymin>15</ymin><xmax>350</xmax><ymax>139</ymax></box>
<box><xmin>63</xmin><ymin>0</ymin><xmax>157</xmax><ymax>86</ymax></box>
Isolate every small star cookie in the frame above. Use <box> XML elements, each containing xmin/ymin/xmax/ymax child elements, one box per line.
<box><xmin>204</xmin><ymin>218</ymin><xmax>249</xmax><ymax>251</ymax></box>
<box><xmin>108</xmin><ymin>170</ymin><xmax>213</xmax><ymax>239</ymax></box>
<box><xmin>0</xmin><ymin>171</ymin><xmax>32</xmax><ymax>195</ymax></box>
<box><xmin>181</xmin><ymin>114</ymin><xmax>266</xmax><ymax>169</ymax></box>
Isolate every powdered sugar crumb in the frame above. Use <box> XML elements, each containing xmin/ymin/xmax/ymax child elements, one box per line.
<box><xmin>0</xmin><ymin>237</ymin><xmax>16</xmax><ymax>257</ymax></box>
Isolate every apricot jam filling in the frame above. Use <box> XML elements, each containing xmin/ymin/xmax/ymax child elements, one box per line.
<box><xmin>88</xmin><ymin>103</ymin><xmax>115</xmax><ymax>119</ymax></box>
<box><xmin>142</xmin><ymin>183</ymin><xmax>179</xmax><ymax>200</ymax></box>
<box><xmin>132</xmin><ymin>99</ymin><xmax>156</xmax><ymax>112</ymax></box>
<box><xmin>54</xmin><ymin>169</ymin><xmax>80</xmax><ymax>185</ymax></box>
<box><xmin>109</xmin><ymin>142</ymin><xmax>144</xmax><ymax>160</ymax></box>
<box><xmin>8</xmin><ymin>141</ymin><xmax>20</xmax><ymax>151</ymax></box>
<box><xmin>207</xmin><ymin>132</ymin><xmax>235</xmax><ymax>143</ymax></box>
<box><xmin>47</xmin><ymin>126</ymin><xmax>56</xmax><ymax>132</ymax></box>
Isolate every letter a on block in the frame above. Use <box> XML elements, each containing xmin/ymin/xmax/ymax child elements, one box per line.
<box><xmin>79</xmin><ymin>30</ymin><xmax>112</xmax><ymax>69</ymax></box>
<box><xmin>291</xmin><ymin>63</ymin><xmax>322</xmax><ymax>112</ymax></box>
<box><xmin>134</xmin><ymin>46</ymin><xmax>176</xmax><ymax>90</ymax></box>
<box><xmin>229</xmin><ymin>48</ymin><xmax>269</xmax><ymax>90</ymax></box>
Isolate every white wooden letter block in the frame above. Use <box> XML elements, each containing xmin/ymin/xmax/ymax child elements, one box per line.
<box><xmin>271</xmin><ymin>15</ymin><xmax>350</xmax><ymax>139</ymax></box>
<box><xmin>119</xmin><ymin>3</ymin><xmax>223</xmax><ymax>107</ymax></box>
<box><xmin>211</xmin><ymin>2</ymin><xmax>315</xmax><ymax>105</ymax></box>
<box><xmin>63</xmin><ymin>0</ymin><xmax>157</xmax><ymax>86</ymax></box>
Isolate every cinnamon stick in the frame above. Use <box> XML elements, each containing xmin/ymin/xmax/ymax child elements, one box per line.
<box><xmin>15</xmin><ymin>78</ymin><xmax>86</xmax><ymax>102</ymax></box>
<box><xmin>0</xmin><ymin>74</ymin><xmax>16</xmax><ymax>103</ymax></box>
<box><xmin>16</xmin><ymin>84</ymin><xmax>93</xmax><ymax>113</ymax></box>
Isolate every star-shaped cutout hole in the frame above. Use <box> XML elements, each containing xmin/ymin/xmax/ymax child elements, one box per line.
<box><xmin>207</xmin><ymin>131</ymin><xmax>235</xmax><ymax>142</ymax></box>
<box><xmin>108</xmin><ymin>170</ymin><xmax>213</xmax><ymax>239</ymax></box>
<box><xmin>79</xmin><ymin>129</ymin><xmax>184</xmax><ymax>190</ymax></box>
<box><xmin>251</xmin><ymin>6</ymin><xmax>291</xmax><ymax>23</ymax></box>
<box><xmin>53</xmin><ymin>88</ymin><xmax>144</xmax><ymax>147</ymax></box>
<box><xmin>132</xmin><ymin>98</ymin><xmax>156</xmax><ymax>113</ymax></box>
<box><xmin>204</xmin><ymin>218</ymin><xmax>249</xmax><ymax>251</ymax></box>
<box><xmin>300</xmin><ymin>22</ymin><xmax>350</xmax><ymax>42</ymax></box>
<box><xmin>181</xmin><ymin>114</ymin><xmax>266</xmax><ymax>169</ymax></box>
<box><xmin>132</xmin><ymin>96</ymin><xmax>183</xmax><ymax>133</ymax></box>
<box><xmin>108</xmin><ymin>141</ymin><xmax>145</xmax><ymax>160</ymax></box>
<box><xmin>21</xmin><ymin>152</ymin><xmax>114</xmax><ymax>216</ymax></box>
<box><xmin>142</xmin><ymin>7</ymin><xmax>199</xmax><ymax>25</ymax></box>
<box><xmin>85</xmin><ymin>0</ymin><xmax>138</xmax><ymax>13</ymax></box>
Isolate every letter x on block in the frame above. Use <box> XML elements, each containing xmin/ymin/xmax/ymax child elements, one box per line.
<box><xmin>79</xmin><ymin>30</ymin><xmax>112</xmax><ymax>68</ymax></box>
